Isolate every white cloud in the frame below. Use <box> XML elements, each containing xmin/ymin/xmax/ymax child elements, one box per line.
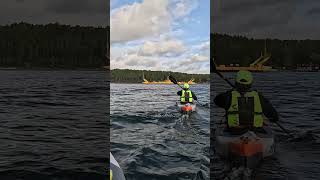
<box><xmin>197</xmin><ymin>40</ymin><xmax>210</xmax><ymax>52</ymax></box>
<box><xmin>110</xmin><ymin>0</ymin><xmax>209</xmax><ymax>74</ymax></box>
<box><xmin>111</xmin><ymin>48</ymin><xmax>161</xmax><ymax>70</ymax></box>
<box><xmin>111</xmin><ymin>39</ymin><xmax>209</xmax><ymax>74</ymax></box>
<box><xmin>111</xmin><ymin>0</ymin><xmax>171</xmax><ymax>43</ymax></box>
<box><xmin>139</xmin><ymin>38</ymin><xmax>186</xmax><ymax>57</ymax></box>
<box><xmin>191</xmin><ymin>54</ymin><xmax>208</xmax><ymax>62</ymax></box>
<box><xmin>177</xmin><ymin>54</ymin><xmax>208</xmax><ymax>66</ymax></box>
<box><xmin>171</xmin><ymin>0</ymin><xmax>199</xmax><ymax>19</ymax></box>
<box><xmin>111</xmin><ymin>49</ymin><xmax>209</xmax><ymax>74</ymax></box>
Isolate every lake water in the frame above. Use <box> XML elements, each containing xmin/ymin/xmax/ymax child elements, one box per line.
<box><xmin>0</xmin><ymin>70</ymin><xmax>108</xmax><ymax>179</ymax></box>
<box><xmin>111</xmin><ymin>83</ymin><xmax>210</xmax><ymax>180</ymax></box>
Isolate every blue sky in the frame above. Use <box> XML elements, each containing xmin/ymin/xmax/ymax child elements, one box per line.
<box><xmin>110</xmin><ymin>0</ymin><xmax>210</xmax><ymax>74</ymax></box>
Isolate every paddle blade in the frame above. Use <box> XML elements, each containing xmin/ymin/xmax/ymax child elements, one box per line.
<box><xmin>168</xmin><ymin>75</ymin><xmax>178</xmax><ymax>84</ymax></box>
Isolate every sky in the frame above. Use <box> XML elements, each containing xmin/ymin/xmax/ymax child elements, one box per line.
<box><xmin>0</xmin><ymin>0</ymin><xmax>108</xmax><ymax>26</ymax></box>
<box><xmin>212</xmin><ymin>0</ymin><xmax>320</xmax><ymax>40</ymax></box>
<box><xmin>110</xmin><ymin>0</ymin><xmax>210</xmax><ymax>74</ymax></box>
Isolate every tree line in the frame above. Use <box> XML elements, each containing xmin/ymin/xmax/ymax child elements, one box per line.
<box><xmin>211</xmin><ymin>33</ymin><xmax>320</xmax><ymax>70</ymax></box>
<box><xmin>0</xmin><ymin>22</ymin><xmax>109</xmax><ymax>69</ymax></box>
<box><xmin>111</xmin><ymin>69</ymin><xmax>209</xmax><ymax>83</ymax></box>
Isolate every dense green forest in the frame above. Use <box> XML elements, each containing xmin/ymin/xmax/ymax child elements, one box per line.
<box><xmin>0</xmin><ymin>22</ymin><xmax>109</xmax><ymax>69</ymax></box>
<box><xmin>211</xmin><ymin>33</ymin><xmax>320</xmax><ymax>69</ymax></box>
<box><xmin>111</xmin><ymin>69</ymin><xmax>209</xmax><ymax>83</ymax></box>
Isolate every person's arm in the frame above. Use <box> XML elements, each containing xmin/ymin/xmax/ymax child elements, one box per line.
<box><xmin>214</xmin><ymin>91</ymin><xmax>232</xmax><ymax>110</ymax></box>
<box><xmin>191</xmin><ymin>92</ymin><xmax>198</xmax><ymax>100</ymax></box>
<box><xmin>259</xmin><ymin>93</ymin><xmax>279</xmax><ymax>122</ymax></box>
<box><xmin>177</xmin><ymin>90</ymin><xmax>182</xmax><ymax>96</ymax></box>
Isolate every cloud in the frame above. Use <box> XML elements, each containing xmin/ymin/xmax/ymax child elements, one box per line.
<box><xmin>171</xmin><ymin>0</ymin><xmax>199</xmax><ymax>19</ymax></box>
<box><xmin>46</xmin><ymin>0</ymin><xmax>107</xmax><ymax>15</ymax></box>
<box><xmin>193</xmin><ymin>40</ymin><xmax>209</xmax><ymax>54</ymax></box>
<box><xmin>111</xmin><ymin>0</ymin><xmax>171</xmax><ymax>43</ymax></box>
<box><xmin>111</xmin><ymin>0</ymin><xmax>209</xmax><ymax>74</ymax></box>
<box><xmin>111</xmin><ymin>42</ymin><xmax>209</xmax><ymax>74</ymax></box>
<box><xmin>139</xmin><ymin>38</ymin><xmax>186</xmax><ymax>57</ymax></box>
<box><xmin>0</xmin><ymin>0</ymin><xmax>108</xmax><ymax>26</ymax></box>
<box><xmin>191</xmin><ymin>54</ymin><xmax>208</xmax><ymax>62</ymax></box>
<box><xmin>212</xmin><ymin>0</ymin><xmax>320</xmax><ymax>39</ymax></box>
<box><xmin>111</xmin><ymin>53</ymin><xmax>160</xmax><ymax>70</ymax></box>
<box><xmin>177</xmin><ymin>54</ymin><xmax>208</xmax><ymax>67</ymax></box>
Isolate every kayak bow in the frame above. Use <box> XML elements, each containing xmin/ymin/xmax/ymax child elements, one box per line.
<box><xmin>215</xmin><ymin>126</ymin><xmax>275</xmax><ymax>168</ymax></box>
<box><xmin>176</xmin><ymin>102</ymin><xmax>196</xmax><ymax>113</ymax></box>
<box><xmin>110</xmin><ymin>153</ymin><xmax>126</xmax><ymax>180</ymax></box>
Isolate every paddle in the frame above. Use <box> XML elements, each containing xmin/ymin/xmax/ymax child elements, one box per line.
<box><xmin>275</xmin><ymin>121</ymin><xmax>292</xmax><ymax>136</ymax></box>
<box><xmin>265</xmin><ymin>119</ymin><xmax>293</xmax><ymax>137</ymax></box>
<box><xmin>168</xmin><ymin>75</ymin><xmax>203</xmax><ymax>106</ymax></box>
<box><xmin>212</xmin><ymin>59</ymin><xmax>292</xmax><ymax>135</ymax></box>
<box><xmin>168</xmin><ymin>75</ymin><xmax>183</xmax><ymax>89</ymax></box>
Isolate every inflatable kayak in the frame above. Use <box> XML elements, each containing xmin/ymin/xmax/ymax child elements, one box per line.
<box><xmin>110</xmin><ymin>153</ymin><xmax>126</xmax><ymax>180</ymax></box>
<box><xmin>215</xmin><ymin>126</ymin><xmax>275</xmax><ymax>168</ymax></box>
<box><xmin>176</xmin><ymin>102</ymin><xmax>196</xmax><ymax>113</ymax></box>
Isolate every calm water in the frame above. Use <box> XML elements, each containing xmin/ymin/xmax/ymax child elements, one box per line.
<box><xmin>0</xmin><ymin>70</ymin><xmax>108</xmax><ymax>179</ymax></box>
<box><xmin>211</xmin><ymin>72</ymin><xmax>320</xmax><ymax>180</ymax></box>
<box><xmin>111</xmin><ymin>84</ymin><xmax>210</xmax><ymax>180</ymax></box>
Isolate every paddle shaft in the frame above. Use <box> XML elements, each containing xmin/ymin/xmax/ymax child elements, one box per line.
<box><xmin>214</xmin><ymin>70</ymin><xmax>236</xmax><ymax>89</ymax></box>
<box><xmin>275</xmin><ymin>121</ymin><xmax>291</xmax><ymax>135</ymax></box>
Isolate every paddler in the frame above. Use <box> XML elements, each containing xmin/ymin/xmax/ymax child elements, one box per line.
<box><xmin>214</xmin><ymin>70</ymin><xmax>278</xmax><ymax>133</ymax></box>
<box><xmin>177</xmin><ymin>83</ymin><xmax>198</xmax><ymax>104</ymax></box>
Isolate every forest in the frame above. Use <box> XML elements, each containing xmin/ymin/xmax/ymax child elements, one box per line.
<box><xmin>111</xmin><ymin>69</ymin><xmax>209</xmax><ymax>83</ymax></box>
<box><xmin>0</xmin><ymin>22</ymin><xmax>109</xmax><ymax>69</ymax></box>
<box><xmin>211</xmin><ymin>33</ymin><xmax>320</xmax><ymax>69</ymax></box>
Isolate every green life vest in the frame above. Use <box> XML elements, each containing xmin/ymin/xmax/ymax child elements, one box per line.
<box><xmin>227</xmin><ymin>90</ymin><xmax>263</xmax><ymax>128</ymax></box>
<box><xmin>181</xmin><ymin>90</ymin><xmax>193</xmax><ymax>103</ymax></box>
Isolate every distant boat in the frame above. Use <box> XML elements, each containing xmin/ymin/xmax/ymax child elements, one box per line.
<box><xmin>216</xmin><ymin>40</ymin><xmax>276</xmax><ymax>72</ymax></box>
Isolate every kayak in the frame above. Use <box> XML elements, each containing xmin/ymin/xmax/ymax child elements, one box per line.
<box><xmin>176</xmin><ymin>102</ymin><xmax>196</xmax><ymax>113</ymax></box>
<box><xmin>110</xmin><ymin>153</ymin><xmax>126</xmax><ymax>180</ymax></box>
<box><xmin>215</xmin><ymin>125</ymin><xmax>275</xmax><ymax>168</ymax></box>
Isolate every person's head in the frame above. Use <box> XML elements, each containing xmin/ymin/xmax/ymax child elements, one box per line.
<box><xmin>235</xmin><ymin>70</ymin><xmax>253</xmax><ymax>92</ymax></box>
<box><xmin>183</xmin><ymin>83</ymin><xmax>190</xmax><ymax>90</ymax></box>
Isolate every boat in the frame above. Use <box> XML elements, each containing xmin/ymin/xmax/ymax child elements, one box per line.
<box><xmin>110</xmin><ymin>153</ymin><xmax>126</xmax><ymax>180</ymax></box>
<box><xmin>215</xmin><ymin>125</ymin><xmax>275</xmax><ymax>168</ymax></box>
<box><xmin>215</xmin><ymin>40</ymin><xmax>276</xmax><ymax>72</ymax></box>
<box><xmin>176</xmin><ymin>102</ymin><xmax>196</xmax><ymax>113</ymax></box>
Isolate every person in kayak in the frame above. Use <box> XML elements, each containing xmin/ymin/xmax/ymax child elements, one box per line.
<box><xmin>177</xmin><ymin>83</ymin><xmax>198</xmax><ymax>104</ymax></box>
<box><xmin>214</xmin><ymin>70</ymin><xmax>278</xmax><ymax>133</ymax></box>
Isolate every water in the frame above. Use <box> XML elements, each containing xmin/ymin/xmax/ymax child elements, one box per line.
<box><xmin>0</xmin><ymin>70</ymin><xmax>108</xmax><ymax>179</ymax></box>
<box><xmin>111</xmin><ymin>84</ymin><xmax>210</xmax><ymax>180</ymax></box>
<box><xmin>211</xmin><ymin>72</ymin><xmax>320</xmax><ymax>180</ymax></box>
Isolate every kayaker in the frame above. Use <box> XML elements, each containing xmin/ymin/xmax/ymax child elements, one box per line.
<box><xmin>177</xmin><ymin>83</ymin><xmax>198</xmax><ymax>104</ymax></box>
<box><xmin>214</xmin><ymin>70</ymin><xmax>278</xmax><ymax>133</ymax></box>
